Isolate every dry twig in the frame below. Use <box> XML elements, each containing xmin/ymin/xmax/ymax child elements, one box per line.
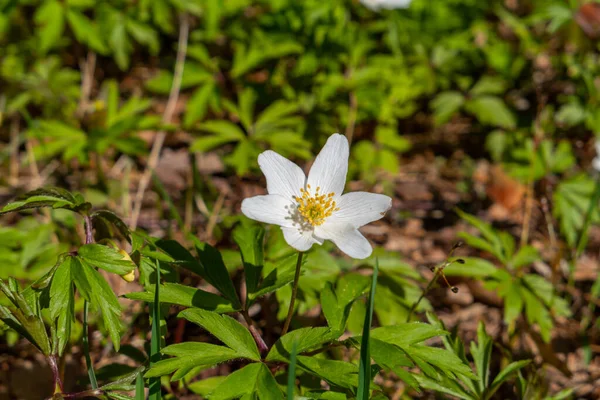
<box><xmin>130</xmin><ymin>14</ymin><xmax>190</xmax><ymax>230</ymax></box>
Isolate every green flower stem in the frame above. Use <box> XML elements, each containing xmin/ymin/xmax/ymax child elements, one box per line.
<box><xmin>82</xmin><ymin>214</ymin><xmax>98</xmax><ymax>389</ymax></box>
<box><xmin>83</xmin><ymin>300</ymin><xmax>98</xmax><ymax>389</ymax></box>
<box><xmin>282</xmin><ymin>252</ymin><xmax>304</xmax><ymax>336</ymax></box>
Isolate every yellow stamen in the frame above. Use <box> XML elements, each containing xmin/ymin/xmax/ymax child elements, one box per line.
<box><xmin>296</xmin><ymin>186</ymin><xmax>339</xmax><ymax>226</ymax></box>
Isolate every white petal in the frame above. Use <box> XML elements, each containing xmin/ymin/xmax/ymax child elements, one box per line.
<box><xmin>328</xmin><ymin>192</ymin><xmax>392</xmax><ymax>228</ymax></box>
<box><xmin>241</xmin><ymin>195</ymin><xmax>295</xmax><ymax>227</ymax></box>
<box><xmin>314</xmin><ymin>223</ymin><xmax>373</xmax><ymax>259</ymax></box>
<box><xmin>594</xmin><ymin>156</ymin><xmax>600</xmax><ymax>172</ymax></box>
<box><xmin>281</xmin><ymin>227</ymin><xmax>321</xmax><ymax>252</ymax></box>
<box><xmin>306</xmin><ymin>134</ymin><xmax>349</xmax><ymax>197</ymax></box>
<box><xmin>258</xmin><ymin>150</ymin><xmax>306</xmax><ymax>201</ymax></box>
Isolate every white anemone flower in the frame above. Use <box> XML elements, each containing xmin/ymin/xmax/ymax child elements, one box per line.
<box><xmin>359</xmin><ymin>0</ymin><xmax>412</xmax><ymax>11</ymax></box>
<box><xmin>593</xmin><ymin>140</ymin><xmax>600</xmax><ymax>172</ymax></box>
<box><xmin>241</xmin><ymin>134</ymin><xmax>392</xmax><ymax>259</ymax></box>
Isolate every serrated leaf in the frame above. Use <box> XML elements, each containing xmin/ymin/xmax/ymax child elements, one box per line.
<box><xmin>371</xmin><ymin>323</ymin><xmax>448</xmax><ymax>347</ymax></box>
<box><xmin>79</xmin><ymin>244</ymin><xmax>136</xmax><ymax>275</ymax></box>
<box><xmin>487</xmin><ymin>359</ymin><xmax>530</xmax><ymax>398</ymax></box>
<box><xmin>179</xmin><ymin>308</ymin><xmax>260</xmax><ymax>361</ymax></box>
<box><xmin>210</xmin><ymin>363</ymin><xmax>284</xmax><ymax>400</ymax></box>
<box><xmin>250</xmin><ymin>254</ymin><xmax>300</xmax><ymax>303</ymax></box>
<box><xmin>67</xmin><ymin>9</ymin><xmax>108</xmax><ymax>53</ymax></box>
<box><xmin>72</xmin><ymin>257</ymin><xmax>122</xmax><ymax>350</ymax></box>
<box><xmin>145</xmin><ymin>343</ymin><xmax>238</xmax><ymax>379</ymax></box>
<box><xmin>193</xmin><ymin>240</ymin><xmax>240</xmax><ymax>308</ymax></box>
<box><xmin>91</xmin><ymin>210</ymin><xmax>131</xmax><ymax>242</ymax></box>
<box><xmin>125</xmin><ymin>283</ymin><xmax>237</xmax><ymax>313</ymax></box>
<box><xmin>266</xmin><ymin>327</ymin><xmax>336</xmax><ymax>362</ymax></box>
<box><xmin>465</xmin><ymin>96</ymin><xmax>516</xmax><ymax>129</ymax></box>
<box><xmin>444</xmin><ymin>257</ymin><xmax>498</xmax><ymax>278</ymax></box>
<box><xmin>233</xmin><ymin>224</ymin><xmax>265</xmax><ymax>299</ymax></box>
<box><xmin>405</xmin><ymin>345</ymin><xmax>477</xmax><ymax>379</ymax></box>
<box><xmin>296</xmin><ymin>356</ymin><xmax>360</xmax><ymax>390</ymax></box>
<box><xmin>35</xmin><ymin>0</ymin><xmax>65</xmax><ymax>53</ymax></box>
<box><xmin>49</xmin><ymin>256</ymin><xmax>74</xmax><ymax>355</ymax></box>
<box><xmin>431</xmin><ymin>91</ymin><xmax>464</xmax><ymax>125</ymax></box>
<box><xmin>0</xmin><ymin>187</ymin><xmax>87</xmax><ymax>215</ymax></box>
<box><xmin>184</xmin><ymin>83</ymin><xmax>216</xmax><ymax>127</ymax></box>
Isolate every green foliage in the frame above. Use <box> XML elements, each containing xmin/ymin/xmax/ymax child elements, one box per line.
<box><xmin>450</xmin><ymin>210</ymin><xmax>571</xmax><ymax>342</ymax></box>
<box><xmin>1</xmin><ymin>0</ymin><xmax>598</xmax><ymax>397</ymax></box>
<box><xmin>419</xmin><ymin>315</ymin><xmax>531</xmax><ymax>400</ymax></box>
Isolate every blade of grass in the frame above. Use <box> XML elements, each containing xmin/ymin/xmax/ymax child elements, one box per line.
<box><xmin>357</xmin><ymin>258</ymin><xmax>378</xmax><ymax>399</ymax></box>
<box><xmin>287</xmin><ymin>341</ymin><xmax>298</xmax><ymax>399</ymax></box>
<box><xmin>148</xmin><ymin>259</ymin><xmax>161</xmax><ymax>400</ymax></box>
<box><xmin>135</xmin><ymin>371</ymin><xmax>145</xmax><ymax>400</ymax></box>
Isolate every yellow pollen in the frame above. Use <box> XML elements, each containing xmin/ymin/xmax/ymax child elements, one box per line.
<box><xmin>295</xmin><ymin>186</ymin><xmax>339</xmax><ymax>226</ymax></box>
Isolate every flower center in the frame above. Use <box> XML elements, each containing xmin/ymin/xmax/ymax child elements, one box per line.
<box><xmin>294</xmin><ymin>184</ymin><xmax>339</xmax><ymax>227</ymax></box>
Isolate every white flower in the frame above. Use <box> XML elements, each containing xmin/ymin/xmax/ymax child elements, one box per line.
<box><xmin>241</xmin><ymin>134</ymin><xmax>392</xmax><ymax>259</ymax></box>
<box><xmin>359</xmin><ymin>0</ymin><xmax>412</xmax><ymax>11</ymax></box>
<box><xmin>593</xmin><ymin>140</ymin><xmax>600</xmax><ymax>172</ymax></box>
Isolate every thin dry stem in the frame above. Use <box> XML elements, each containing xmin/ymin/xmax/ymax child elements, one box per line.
<box><xmin>130</xmin><ymin>14</ymin><xmax>189</xmax><ymax>230</ymax></box>
<box><xmin>9</xmin><ymin>118</ymin><xmax>19</xmax><ymax>186</ymax></box>
<box><xmin>206</xmin><ymin>192</ymin><xmax>226</xmax><ymax>240</ymax></box>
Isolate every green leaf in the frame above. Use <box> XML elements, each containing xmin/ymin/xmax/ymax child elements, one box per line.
<box><xmin>184</xmin><ymin>83</ymin><xmax>216</xmax><ymax>128</ymax></box>
<box><xmin>487</xmin><ymin>360</ymin><xmax>530</xmax><ymax>398</ymax></box>
<box><xmin>413</xmin><ymin>374</ymin><xmax>473</xmax><ymax>400</ymax></box>
<box><xmin>67</xmin><ymin>9</ymin><xmax>108</xmax><ymax>53</ymax></box>
<box><xmin>125</xmin><ymin>283</ymin><xmax>238</xmax><ymax>313</ymax></box>
<box><xmin>145</xmin><ymin>343</ymin><xmax>239</xmax><ymax>379</ymax></box>
<box><xmin>503</xmin><ymin>282</ymin><xmax>524</xmax><ymax>328</ymax></box>
<box><xmin>431</xmin><ymin>91</ymin><xmax>464</xmax><ymax>125</ymax></box>
<box><xmin>287</xmin><ymin>341</ymin><xmax>298</xmax><ymax>399</ymax></box>
<box><xmin>198</xmin><ymin>120</ymin><xmax>246</xmax><ymax>140</ymax></box>
<box><xmin>465</xmin><ymin>95</ymin><xmax>516</xmax><ymax>129</ymax></box>
<box><xmin>470</xmin><ymin>76</ymin><xmax>507</xmax><ymax>96</ymax></box>
<box><xmin>250</xmin><ymin>254</ymin><xmax>300</xmax><ymax>303</ymax></box>
<box><xmin>154</xmin><ymin>239</ymin><xmax>205</xmax><ymax>278</ymax></box>
<box><xmin>553</xmin><ymin>174</ymin><xmax>599</xmax><ymax>247</ymax></box>
<box><xmin>405</xmin><ymin>345</ymin><xmax>477</xmax><ymax>379</ymax></box>
<box><xmin>194</xmin><ymin>240</ymin><xmax>240</xmax><ymax>308</ymax></box>
<box><xmin>296</xmin><ymin>356</ymin><xmax>359</xmax><ymax>390</ymax></box>
<box><xmin>522</xmin><ymin>289</ymin><xmax>553</xmax><ymax>343</ymax></box>
<box><xmin>72</xmin><ymin>257</ymin><xmax>122</xmax><ymax>350</ymax></box>
<box><xmin>369</xmin><ymin>339</ymin><xmax>416</xmax><ymax>388</ymax></box>
<box><xmin>179</xmin><ymin>308</ymin><xmax>260</xmax><ymax>360</ymax></box>
<box><xmin>510</xmin><ymin>246</ymin><xmax>539</xmax><ymax>269</ymax></box>
<box><xmin>371</xmin><ymin>323</ymin><xmax>448</xmax><ymax>347</ymax></box>
<box><xmin>358</xmin><ymin>261</ymin><xmax>378</xmax><ymax>399</ymax></box>
<box><xmin>0</xmin><ymin>187</ymin><xmax>88</xmax><ymax>215</ymax></box>
<box><xmin>79</xmin><ymin>244</ymin><xmax>135</xmax><ymax>275</ymax></box>
<box><xmin>233</xmin><ymin>224</ymin><xmax>265</xmax><ymax>299</ymax></box>
<box><xmin>91</xmin><ymin>210</ymin><xmax>131</xmax><ymax>242</ymax></box>
<box><xmin>49</xmin><ymin>256</ymin><xmax>74</xmax><ymax>356</ymax></box>
<box><xmin>210</xmin><ymin>363</ymin><xmax>283</xmax><ymax>400</ymax></box>
<box><xmin>444</xmin><ymin>257</ymin><xmax>498</xmax><ymax>278</ymax></box>
<box><xmin>471</xmin><ymin>322</ymin><xmax>492</xmax><ymax>396</ymax></box>
<box><xmin>35</xmin><ymin>0</ymin><xmax>65</xmax><ymax>53</ymax></box>
<box><xmin>266</xmin><ymin>327</ymin><xmax>336</xmax><ymax>362</ymax></box>
<box><xmin>321</xmin><ymin>274</ymin><xmax>370</xmax><ymax>335</ymax></box>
